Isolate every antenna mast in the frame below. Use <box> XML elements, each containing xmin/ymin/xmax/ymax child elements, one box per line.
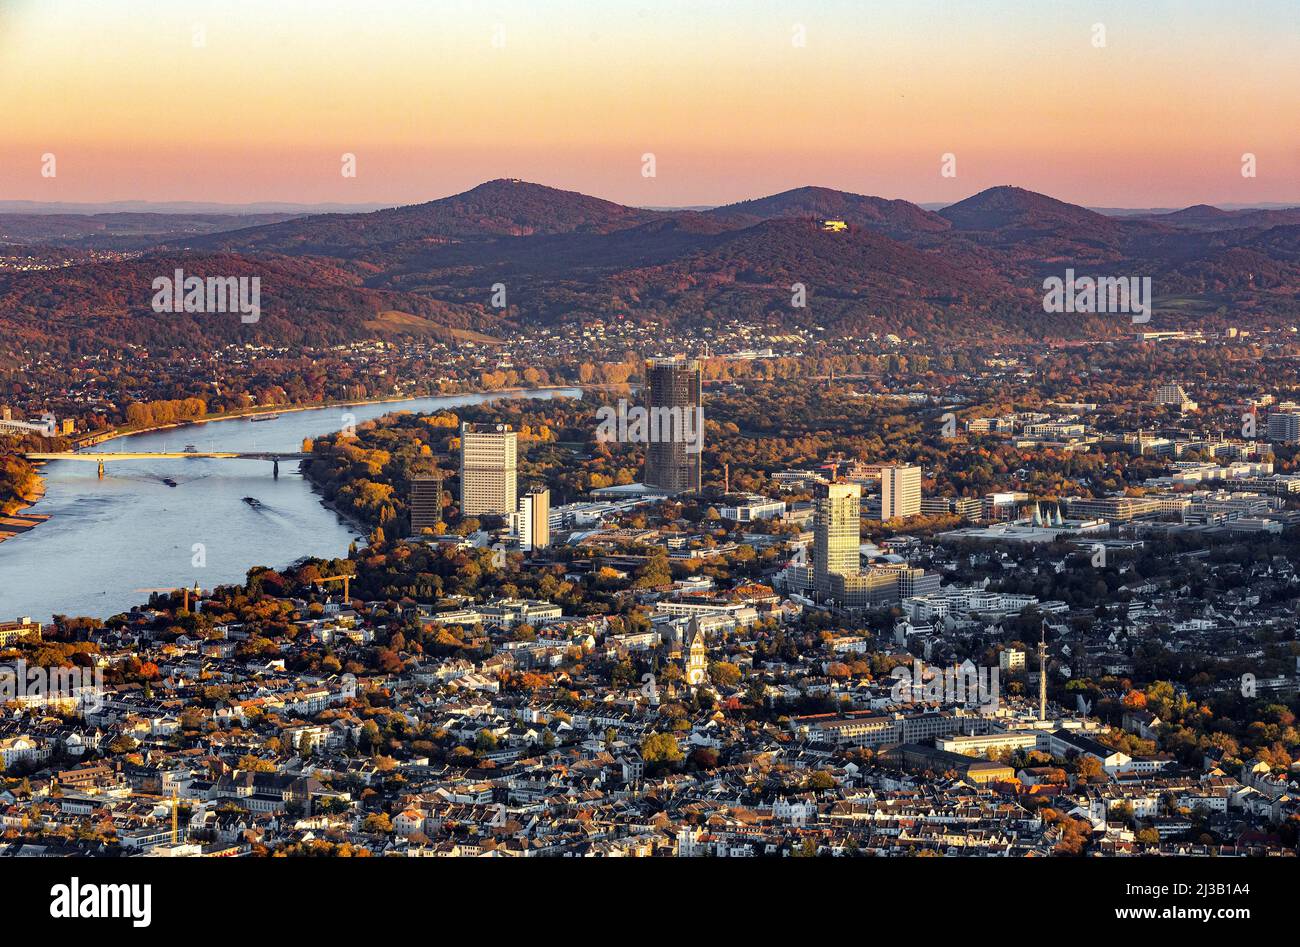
<box><xmin>1038</xmin><ymin>620</ymin><xmax>1048</xmax><ymax>722</ymax></box>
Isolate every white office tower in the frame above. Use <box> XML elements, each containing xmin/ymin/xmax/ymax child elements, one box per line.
<box><xmin>460</xmin><ymin>422</ymin><xmax>518</xmax><ymax>517</ymax></box>
<box><xmin>880</xmin><ymin>465</ymin><xmax>922</xmax><ymax>521</ymax></box>
<box><xmin>512</xmin><ymin>488</ymin><xmax>550</xmax><ymax>551</ymax></box>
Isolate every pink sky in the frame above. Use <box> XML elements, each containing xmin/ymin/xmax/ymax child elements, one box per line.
<box><xmin>2</xmin><ymin>0</ymin><xmax>1296</xmax><ymax>208</ymax></box>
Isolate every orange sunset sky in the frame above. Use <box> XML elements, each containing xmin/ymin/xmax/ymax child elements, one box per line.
<box><xmin>1</xmin><ymin>0</ymin><xmax>1296</xmax><ymax>207</ymax></box>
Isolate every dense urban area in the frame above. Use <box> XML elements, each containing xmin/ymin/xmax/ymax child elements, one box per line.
<box><xmin>3</xmin><ymin>321</ymin><xmax>1300</xmax><ymax>858</ymax></box>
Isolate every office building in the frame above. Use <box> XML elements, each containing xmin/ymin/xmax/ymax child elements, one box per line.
<box><xmin>921</xmin><ymin>497</ymin><xmax>952</xmax><ymax>516</ymax></box>
<box><xmin>983</xmin><ymin>491</ymin><xmax>1030</xmax><ymax>521</ymax></box>
<box><xmin>1268</xmin><ymin>412</ymin><xmax>1300</xmax><ymax>445</ymax></box>
<box><xmin>880</xmin><ymin>465</ymin><xmax>922</xmax><ymax>521</ymax></box>
<box><xmin>720</xmin><ymin>494</ymin><xmax>786</xmax><ymax>522</ymax></box>
<box><xmin>644</xmin><ymin>356</ymin><xmax>703</xmax><ymax>495</ymax></box>
<box><xmin>777</xmin><ymin>484</ymin><xmax>927</xmax><ymax>609</ymax></box>
<box><xmin>512</xmin><ymin>488</ymin><xmax>550</xmax><ymax>551</ymax></box>
<box><xmin>813</xmin><ymin>482</ymin><xmax>861</xmax><ymax>600</ymax></box>
<box><xmin>460</xmin><ymin>422</ymin><xmax>517</xmax><ymax>517</ymax></box>
<box><xmin>0</xmin><ymin>617</ymin><xmax>41</xmax><ymax>647</ymax></box>
<box><xmin>409</xmin><ymin>474</ymin><xmax>444</xmax><ymax>533</ymax></box>
<box><xmin>1064</xmin><ymin>495</ymin><xmax>1161</xmax><ymax>523</ymax></box>
<box><xmin>877</xmin><ymin>563</ymin><xmax>941</xmax><ymax>599</ymax></box>
<box><xmin>923</xmin><ymin>496</ymin><xmax>985</xmax><ymax>520</ymax></box>
<box><xmin>0</xmin><ymin>417</ymin><xmax>52</xmax><ymax>436</ymax></box>
<box><xmin>806</xmin><ymin>482</ymin><xmax>897</xmax><ymax>607</ymax></box>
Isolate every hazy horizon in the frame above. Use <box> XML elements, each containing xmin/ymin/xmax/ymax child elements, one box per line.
<box><xmin>0</xmin><ymin>180</ymin><xmax>1297</xmax><ymax>218</ymax></box>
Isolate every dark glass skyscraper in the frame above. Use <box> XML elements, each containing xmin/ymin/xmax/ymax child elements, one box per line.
<box><xmin>644</xmin><ymin>357</ymin><xmax>703</xmax><ymax>495</ymax></box>
<box><xmin>409</xmin><ymin>473</ymin><xmax>444</xmax><ymax>533</ymax></box>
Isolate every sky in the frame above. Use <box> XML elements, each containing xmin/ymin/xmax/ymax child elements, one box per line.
<box><xmin>0</xmin><ymin>0</ymin><xmax>1296</xmax><ymax>208</ymax></box>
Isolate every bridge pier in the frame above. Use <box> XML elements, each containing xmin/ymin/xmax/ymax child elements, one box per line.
<box><xmin>97</xmin><ymin>458</ymin><xmax>104</xmax><ymax>479</ymax></box>
<box><xmin>273</xmin><ymin>459</ymin><xmax>279</xmax><ymax>479</ymax></box>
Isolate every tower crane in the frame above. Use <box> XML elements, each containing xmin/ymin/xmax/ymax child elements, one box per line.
<box><xmin>314</xmin><ymin>574</ymin><xmax>354</xmax><ymax>601</ymax></box>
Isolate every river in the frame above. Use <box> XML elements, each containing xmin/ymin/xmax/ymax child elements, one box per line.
<box><xmin>0</xmin><ymin>389</ymin><xmax>578</xmax><ymax>621</ymax></box>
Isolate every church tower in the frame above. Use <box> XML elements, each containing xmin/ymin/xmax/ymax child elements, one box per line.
<box><xmin>685</xmin><ymin>618</ymin><xmax>708</xmax><ymax>688</ymax></box>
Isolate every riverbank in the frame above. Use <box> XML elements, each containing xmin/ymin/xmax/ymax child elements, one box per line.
<box><xmin>315</xmin><ymin>489</ymin><xmax>374</xmax><ymax>543</ymax></box>
<box><xmin>73</xmin><ymin>385</ymin><xmax>585</xmax><ymax>448</ymax></box>
<box><xmin>1</xmin><ymin>387</ymin><xmax>579</xmax><ymax>620</ymax></box>
<box><xmin>292</xmin><ymin>385</ymin><xmax>586</xmax><ymax>543</ymax></box>
<box><xmin>75</xmin><ymin>394</ymin><xmax>432</xmax><ymax>447</ymax></box>
<box><xmin>297</xmin><ymin>456</ymin><xmax>373</xmax><ymax>543</ymax></box>
<box><xmin>6</xmin><ymin>385</ymin><xmax>581</xmax><ymax>560</ymax></box>
<box><xmin>0</xmin><ymin>478</ymin><xmax>48</xmax><ymax>544</ymax></box>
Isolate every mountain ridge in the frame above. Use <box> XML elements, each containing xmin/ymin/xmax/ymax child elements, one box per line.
<box><xmin>4</xmin><ymin>179</ymin><xmax>1299</xmax><ymax>350</ymax></box>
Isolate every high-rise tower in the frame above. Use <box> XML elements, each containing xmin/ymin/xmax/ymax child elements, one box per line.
<box><xmin>409</xmin><ymin>473</ymin><xmax>444</xmax><ymax>532</ymax></box>
<box><xmin>643</xmin><ymin>356</ymin><xmax>703</xmax><ymax>495</ymax></box>
<box><xmin>880</xmin><ymin>465</ymin><xmax>922</xmax><ymax>521</ymax></box>
<box><xmin>460</xmin><ymin>422</ymin><xmax>517</xmax><ymax>517</ymax></box>
<box><xmin>813</xmin><ymin>482</ymin><xmax>862</xmax><ymax>599</ymax></box>
<box><xmin>511</xmin><ymin>487</ymin><xmax>551</xmax><ymax>551</ymax></box>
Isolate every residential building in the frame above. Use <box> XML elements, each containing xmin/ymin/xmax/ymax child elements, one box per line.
<box><xmin>1153</xmin><ymin>382</ymin><xmax>1198</xmax><ymax>412</ymax></box>
<box><xmin>1000</xmin><ymin>649</ymin><xmax>1026</xmax><ymax>672</ymax></box>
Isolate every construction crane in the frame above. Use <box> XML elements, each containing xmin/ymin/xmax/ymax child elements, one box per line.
<box><xmin>134</xmin><ymin>583</ymin><xmax>203</xmax><ymax>612</ymax></box>
<box><xmin>171</xmin><ymin>785</ymin><xmax>180</xmax><ymax>844</ymax></box>
<box><xmin>314</xmin><ymin>574</ymin><xmax>353</xmax><ymax>601</ymax></box>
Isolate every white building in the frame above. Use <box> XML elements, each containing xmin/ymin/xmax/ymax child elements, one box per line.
<box><xmin>511</xmin><ymin>488</ymin><xmax>550</xmax><ymax>551</ymax></box>
<box><xmin>880</xmin><ymin>465</ymin><xmax>922</xmax><ymax>521</ymax></box>
<box><xmin>460</xmin><ymin>422</ymin><xmax>518</xmax><ymax>517</ymax></box>
<box><xmin>720</xmin><ymin>495</ymin><xmax>786</xmax><ymax>522</ymax></box>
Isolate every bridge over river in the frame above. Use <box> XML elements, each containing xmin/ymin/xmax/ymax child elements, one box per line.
<box><xmin>26</xmin><ymin>451</ymin><xmax>311</xmax><ymax>478</ymax></box>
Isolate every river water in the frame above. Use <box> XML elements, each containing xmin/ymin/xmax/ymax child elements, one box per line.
<box><xmin>0</xmin><ymin>389</ymin><xmax>577</xmax><ymax>621</ymax></box>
